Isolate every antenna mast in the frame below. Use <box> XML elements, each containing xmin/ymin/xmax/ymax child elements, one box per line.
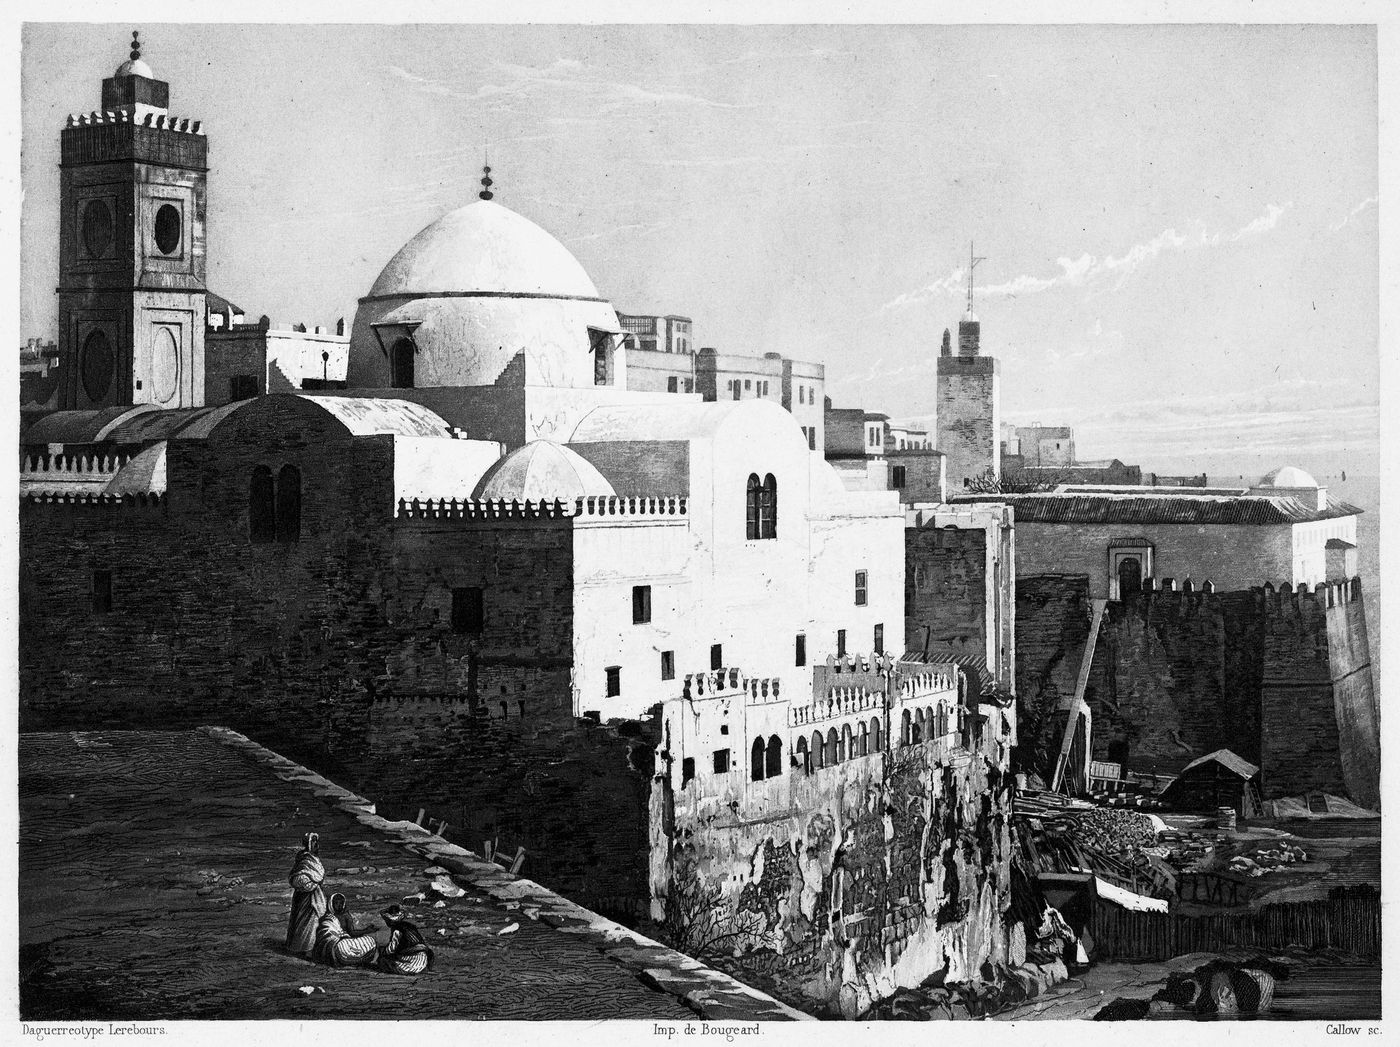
<box><xmin>966</xmin><ymin>241</ymin><xmax>986</xmax><ymax>318</ymax></box>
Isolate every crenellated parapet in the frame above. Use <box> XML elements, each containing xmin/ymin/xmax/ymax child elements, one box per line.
<box><xmin>680</xmin><ymin>668</ymin><xmax>781</xmax><ymax>704</ymax></box>
<box><xmin>21</xmin><ymin>450</ymin><xmax>133</xmax><ymax>477</ymax></box>
<box><xmin>397</xmin><ymin>497</ymin><xmax>574</xmax><ymax>521</ymax></box>
<box><xmin>396</xmin><ymin>495</ymin><xmax>688</xmax><ymax>522</ymax></box>
<box><xmin>66</xmin><ymin>110</ymin><xmax>204</xmax><ymax>133</ymax></box>
<box><xmin>575</xmin><ymin>495</ymin><xmax>688</xmax><ymax>519</ymax></box>
<box><xmin>22</xmin><ymin>491</ymin><xmax>163</xmax><ymax>509</ymax></box>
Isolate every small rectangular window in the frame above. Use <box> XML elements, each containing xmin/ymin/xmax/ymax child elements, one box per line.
<box><xmin>632</xmin><ymin>584</ymin><xmax>652</xmax><ymax>624</ymax></box>
<box><xmin>855</xmin><ymin>570</ymin><xmax>868</xmax><ymax>606</ymax></box>
<box><xmin>605</xmin><ymin>666</ymin><xmax>621</xmax><ymax>698</ymax></box>
<box><xmin>892</xmin><ymin>465</ymin><xmax>907</xmax><ymax>488</ymax></box>
<box><xmin>92</xmin><ymin>569</ymin><xmax>112</xmax><ymax>614</ymax></box>
<box><xmin>799</xmin><ymin>386</ymin><xmax>805</xmax><ymax>404</ymax></box>
<box><xmin>795</xmin><ymin>633</ymin><xmax>806</xmax><ymax>667</ymax></box>
<box><xmin>681</xmin><ymin>757</ymin><xmax>695</xmax><ymax>788</ymax></box>
<box><xmin>837</xmin><ymin>628</ymin><xmax>847</xmax><ymax>658</ymax></box>
<box><xmin>229</xmin><ymin>375</ymin><xmax>258</xmax><ymax>401</ymax></box>
<box><xmin>732</xmin><ymin>384</ymin><xmax>741</xmax><ymax>401</ymax></box>
<box><xmin>874</xmin><ymin>623</ymin><xmax>885</xmax><ymax>655</ymax></box>
<box><xmin>711</xmin><ymin>643</ymin><xmax>723</xmax><ymax>670</ymax></box>
<box><xmin>451</xmin><ymin>586</ymin><xmax>484</xmax><ymax>633</ymax></box>
<box><xmin>713</xmin><ymin>749</ymin><xmax>731</xmax><ymax>774</ymax></box>
<box><xmin>667</xmin><ymin>376</ymin><xmax>678</xmax><ymax>392</ymax></box>
<box><xmin>808</xmin><ymin>428</ymin><xmax>816</xmax><ymax>451</ymax></box>
<box><xmin>661</xmin><ymin>650</ymin><xmax>675</xmax><ymax>681</ymax></box>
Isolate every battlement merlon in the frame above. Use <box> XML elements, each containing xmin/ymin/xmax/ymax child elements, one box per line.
<box><xmin>396</xmin><ymin>495</ymin><xmax>688</xmax><ymax>523</ymax></box>
<box><xmin>61</xmin><ymin>117</ymin><xmax>208</xmax><ymax>170</ymax></box>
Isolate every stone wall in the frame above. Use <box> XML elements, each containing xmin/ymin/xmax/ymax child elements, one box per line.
<box><xmin>650</xmin><ymin>718</ymin><xmax>1020</xmax><ymax>1017</ymax></box>
<box><xmin>935</xmin><ymin>356</ymin><xmax>999</xmax><ymax>490</ymax></box>
<box><xmin>1014</xmin><ymin>574</ymin><xmax>1379</xmax><ymax>807</ymax></box>
<box><xmin>18</xmin><ymin>414</ymin><xmax>662</xmax><ymax>916</ymax></box>
<box><xmin>905</xmin><ymin>525</ymin><xmax>986</xmax><ymax>665</ymax></box>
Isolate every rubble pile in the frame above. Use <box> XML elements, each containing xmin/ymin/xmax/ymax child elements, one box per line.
<box><xmin>1156</xmin><ymin>829</ymin><xmax>1216</xmax><ymax>873</ymax></box>
<box><xmin>1228</xmin><ymin>842</ymin><xmax>1309</xmax><ymax>878</ymax></box>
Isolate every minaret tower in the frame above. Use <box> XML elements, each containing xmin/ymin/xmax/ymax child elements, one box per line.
<box><xmin>935</xmin><ymin>243</ymin><xmax>1001</xmax><ymax>488</ymax></box>
<box><xmin>56</xmin><ymin>30</ymin><xmax>207</xmax><ymax>410</ymax></box>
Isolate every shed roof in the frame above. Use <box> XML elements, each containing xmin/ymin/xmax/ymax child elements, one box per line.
<box><xmin>1179</xmin><ymin>749</ymin><xmax>1260</xmax><ymax>780</ymax></box>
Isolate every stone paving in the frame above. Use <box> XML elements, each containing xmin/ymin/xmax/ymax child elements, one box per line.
<box><xmin>19</xmin><ymin>728</ymin><xmax>810</xmax><ymax>1021</ymax></box>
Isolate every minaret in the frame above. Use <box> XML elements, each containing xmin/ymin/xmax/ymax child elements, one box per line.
<box><xmin>56</xmin><ymin>30</ymin><xmax>207</xmax><ymax>409</ymax></box>
<box><xmin>935</xmin><ymin>244</ymin><xmax>1001</xmax><ymax>488</ymax></box>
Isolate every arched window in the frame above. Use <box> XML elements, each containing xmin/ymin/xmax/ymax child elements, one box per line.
<box><xmin>390</xmin><ymin>337</ymin><xmax>415</xmax><ymax>389</ymax></box>
<box><xmin>765</xmin><ymin>735</ymin><xmax>783</xmax><ymax>779</ymax></box>
<box><xmin>901</xmin><ymin>709</ymin><xmax>912</xmax><ymax>747</ymax></box>
<box><xmin>870</xmin><ymin>716</ymin><xmax>882</xmax><ymax>753</ymax></box>
<box><xmin>795</xmin><ymin>735</ymin><xmax>810</xmax><ymax>774</ymax></box>
<box><xmin>249</xmin><ymin>466</ymin><xmax>275</xmax><ymax>543</ymax></box>
<box><xmin>746</xmin><ymin>473</ymin><xmax>761</xmax><ymax>540</ymax></box>
<box><xmin>827</xmin><ymin>727</ymin><xmax>840</xmax><ymax>765</ymax></box>
<box><xmin>760</xmin><ymin>474</ymin><xmax>777</xmax><ymax>539</ymax></box>
<box><xmin>841</xmin><ymin>724</ymin><xmax>854</xmax><ymax>763</ymax></box>
<box><xmin>911</xmin><ymin>711</ymin><xmax>923</xmax><ymax>745</ymax></box>
<box><xmin>276</xmin><ymin>464</ymin><xmax>302</xmax><ymax>542</ymax></box>
<box><xmin>751</xmin><ymin>737</ymin><xmax>766</xmax><ymax>782</ymax></box>
<box><xmin>811</xmin><ymin>730</ymin><xmax>825</xmax><ymax>769</ymax></box>
<box><xmin>859</xmin><ymin>722</ymin><xmax>869</xmax><ymax>757</ymax></box>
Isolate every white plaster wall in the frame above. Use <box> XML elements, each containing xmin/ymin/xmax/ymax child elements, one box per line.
<box><xmin>349</xmin><ymin>294</ymin><xmax>622</xmax><ymax>389</ymax></box>
<box><xmin>1292</xmin><ymin>516</ymin><xmax>1359</xmax><ymax>586</ymax></box>
<box><xmin>568</xmin><ymin>399</ymin><xmax>907</xmax><ymax>719</ymax></box>
<box><xmin>1013</xmin><ymin>520</ymin><xmax>1299</xmax><ymax>596</ymax></box>
<box><xmin>572</xmin><ymin>518</ymin><xmax>695</xmax><ymax>719</ymax></box>
<box><xmin>392</xmin><ymin>437</ymin><xmax>502</xmax><ymax>503</ymax></box>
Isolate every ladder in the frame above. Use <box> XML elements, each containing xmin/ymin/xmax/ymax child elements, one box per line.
<box><xmin>1050</xmin><ymin>599</ymin><xmax>1107</xmax><ymax>793</ymax></box>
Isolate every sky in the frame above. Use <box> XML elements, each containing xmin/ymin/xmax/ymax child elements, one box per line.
<box><xmin>19</xmin><ymin>22</ymin><xmax>1379</xmax><ymax>477</ymax></box>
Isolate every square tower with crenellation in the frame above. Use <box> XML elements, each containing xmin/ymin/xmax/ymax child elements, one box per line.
<box><xmin>56</xmin><ymin>31</ymin><xmax>207</xmax><ymax>410</ymax></box>
<box><xmin>935</xmin><ymin>310</ymin><xmax>1001</xmax><ymax>491</ymax></box>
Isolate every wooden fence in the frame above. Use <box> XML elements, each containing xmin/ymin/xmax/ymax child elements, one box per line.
<box><xmin>1090</xmin><ymin>894</ymin><xmax>1380</xmax><ymax>961</ymax></box>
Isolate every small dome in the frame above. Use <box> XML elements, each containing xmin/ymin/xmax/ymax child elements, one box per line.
<box><xmin>115</xmin><ymin>58</ymin><xmax>154</xmax><ymax>78</ymax></box>
<box><xmin>472</xmin><ymin>441</ymin><xmax>615</xmax><ymax>503</ymax></box>
<box><xmin>1258</xmin><ymin>466</ymin><xmax>1319</xmax><ymax>489</ymax></box>
<box><xmin>368</xmin><ymin>200</ymin><xmax>601</xmax><ymax>300</ymax></box>
<box><xmin>104</xmin><ymin>443</ymin><xmax>166</xmax><ymax>496</ymax></box>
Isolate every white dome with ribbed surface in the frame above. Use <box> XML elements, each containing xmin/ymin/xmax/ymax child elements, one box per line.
<box><xmin>473</xmin><ymin>441</ymin><xmax>615</xmax><ymax>502</ymax></box>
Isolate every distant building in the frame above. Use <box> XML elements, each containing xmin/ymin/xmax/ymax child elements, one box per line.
<box><xmin>204</xmin><ymin>293</ymin><xmax>350</xmax><ymax>404</ymax></box>
<box><xmin>936</xmin><ymin>317</ymin><xmax>1001</xmax><ymax>490</ymax></box>
<box><xmin>954</xmin><ymin>468</ymin><xmax>1361</xmax><ymax>599</ymax></box>
<box><xmin>1009</xmin><ymin>424</ymin><xmax>1074</xmax><ymax>467</ymax></box>
<box><xmin>20</xmin><ymin>338</ymin><xmax>62</xmax><ymax>407</ymax></box>
<box><xmin>617</xmin><ymin>312</ymin><xmax>692</xmax><ymax>355</ymax></box>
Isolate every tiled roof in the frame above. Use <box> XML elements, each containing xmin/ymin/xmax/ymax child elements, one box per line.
<box><xmin>951</xmin><ymin>492</ymin><xmax>1361</xmax><ymax>525</ymax></box>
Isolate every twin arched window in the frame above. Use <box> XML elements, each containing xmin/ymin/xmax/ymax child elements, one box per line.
<box><xmin>250</xmin><ymin>464</ymin><xmax>302</xmax><ymax>543</ymax></box>
<box><xmin>745</xmin><ymin>473</ymin><xmax>777</xmax><ymax>540</ymax></box>
<box><xmin>750</xmin><ymin>735</ymin><xmax>784</xmax><ymax>781</ymax></box>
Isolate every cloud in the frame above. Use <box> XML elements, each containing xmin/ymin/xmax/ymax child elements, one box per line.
<box><xmin>1329</xmin><ymin>195</ymin><xmax>1378</xmax><ymax>233</ymax></box>
<box><xmin>382</xmin><ymin>58</ymin><xmax>753</xmax><ymax>112</ymax></box>
<box><xmin>883</xmin><ymin>202</ymin><xmax>1294</xmax><ymax>310</ymax></box>
<box><xmin>1228</xmin><ymin>201</ymin><xmax>1292</xmax><ymax>241</ymax></box>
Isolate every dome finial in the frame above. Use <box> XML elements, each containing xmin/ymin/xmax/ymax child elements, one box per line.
<box><xmin>130</xmin><ymin>30</ymin><xmax>141</xmax><ymax>63</ymax></box>
<box><xmin>479</xmin><ymin>154</ymin><xmax>494</xmax><ymax>201</ymax></box>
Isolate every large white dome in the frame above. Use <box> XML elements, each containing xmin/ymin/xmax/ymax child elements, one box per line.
<box><xmin>367</xmin><ymin>200</ymin><xmax>601</xmax><ymax>299</ymax></box>
<box><xmin>348</xmin><ymin>199</ymin><xmax>621</xmax><ymax>391</ymax></box>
